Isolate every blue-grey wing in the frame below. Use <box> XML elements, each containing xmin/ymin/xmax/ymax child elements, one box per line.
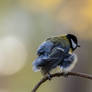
<box><xmin>33</xmin><ymin>41</ymin><xmax>54</xmax><ymax>71</ymax></box>
<box><xmin>37</xmin><ymin>47</ymin><xmax>65</xmax><ymax>69</ymax></box>
<box><xmin>45</xmin><ymin>47</ymin><xmax>65</xmax><ymax>68</ymax></box>
<box><xmin>32</xmin><ymin>55</ymin><xmax>48</xmax><ymax>72</ymax></box>
<box><xmin>37</xmin><ymin>41</ymin><xmax>54</xmax><ymax>56</ymax></box>
<box><xmin>33</xmin><ymin>47</ymin><xmax>65</xmax><ymax>71</ymax></box>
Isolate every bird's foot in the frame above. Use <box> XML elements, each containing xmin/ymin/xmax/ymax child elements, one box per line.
<box><xmin>47</xmin><ymin>73</ymin><xmax>52</xmax><ymax>80</ymax></box>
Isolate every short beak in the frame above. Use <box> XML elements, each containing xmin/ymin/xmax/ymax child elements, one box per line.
<box><xmin>77</xmin><ymin>44</ymin><xmax>80</xmax><ymax>47</ymax></box>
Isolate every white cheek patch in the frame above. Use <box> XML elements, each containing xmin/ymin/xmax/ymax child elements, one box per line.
<box><xmin>71</xmin><ymin>39</ymin><xmax>76</xmax><ymax>48</ymax></box>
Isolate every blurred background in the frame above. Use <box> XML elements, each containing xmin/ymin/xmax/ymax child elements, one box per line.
<box><xmin>0</xmin><ymin>0</ymin><xmax>92</xmax><ymax>92</ymax></box>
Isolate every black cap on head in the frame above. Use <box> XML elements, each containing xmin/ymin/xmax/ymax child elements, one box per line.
<box><xmin>66</xmin><ymin>34</ymin><xmax>80</xmax><ymax>51</ymax></box>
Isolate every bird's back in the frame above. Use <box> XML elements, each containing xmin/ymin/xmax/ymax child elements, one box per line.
<box><xmin>46</xmin><ymin>36</ymin><xmax>70</xmax><ymax>50</ymax></box>
<box><xmin>33</xmin><ymin>36</ymin><xmax>71</xmax><ymax>75</ymax></box>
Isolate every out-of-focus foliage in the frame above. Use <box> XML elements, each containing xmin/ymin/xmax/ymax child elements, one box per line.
<box><xmin>0</xmin><ymin>0</ymin><xmax>92</xmax><ymax>92</ymax></box>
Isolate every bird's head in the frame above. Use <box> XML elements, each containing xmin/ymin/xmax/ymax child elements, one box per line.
<box><xmin>66</xmin><ymin>34</ymin><xmax>80</xmax><ymax>51</ymax></box>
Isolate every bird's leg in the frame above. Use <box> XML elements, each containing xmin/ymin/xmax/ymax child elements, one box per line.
<box><xmin>62</xmin><ymin>69</ymin><xmax>69</xmax><ymax>78</ymax></box>
<box><xmin>47</xmin><ymin>72</ymin><xmax>52</xmax><ymax>80</ymax></box>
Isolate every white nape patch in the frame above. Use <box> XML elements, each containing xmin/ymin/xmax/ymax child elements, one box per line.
<box><xmin>71</xmin><ymin>39</ymin><xmax>77</xmax><ymax>48</ymax></box>
<box><xmin>60</xmin><ymin>53</ymin><xmax>78</xmax><ymax>73</ymax></box>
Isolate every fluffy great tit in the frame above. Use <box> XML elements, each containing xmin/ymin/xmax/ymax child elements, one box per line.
<box><xmin>32</xmin><ymin>34</ymin><xmax>80</xmax><ymax>77</ymax></box>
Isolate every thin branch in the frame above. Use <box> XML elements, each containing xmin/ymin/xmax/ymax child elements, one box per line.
<box><xmin>31</xmin><ymin>72</ymin><xmax>92</xmax><ymax>92</ymax></box>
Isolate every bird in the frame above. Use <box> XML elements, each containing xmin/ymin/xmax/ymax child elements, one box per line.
<box><xmin>32</xmin><ymin>34</ymin><xmax>80</xmax><ymax>78</ymax></box>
